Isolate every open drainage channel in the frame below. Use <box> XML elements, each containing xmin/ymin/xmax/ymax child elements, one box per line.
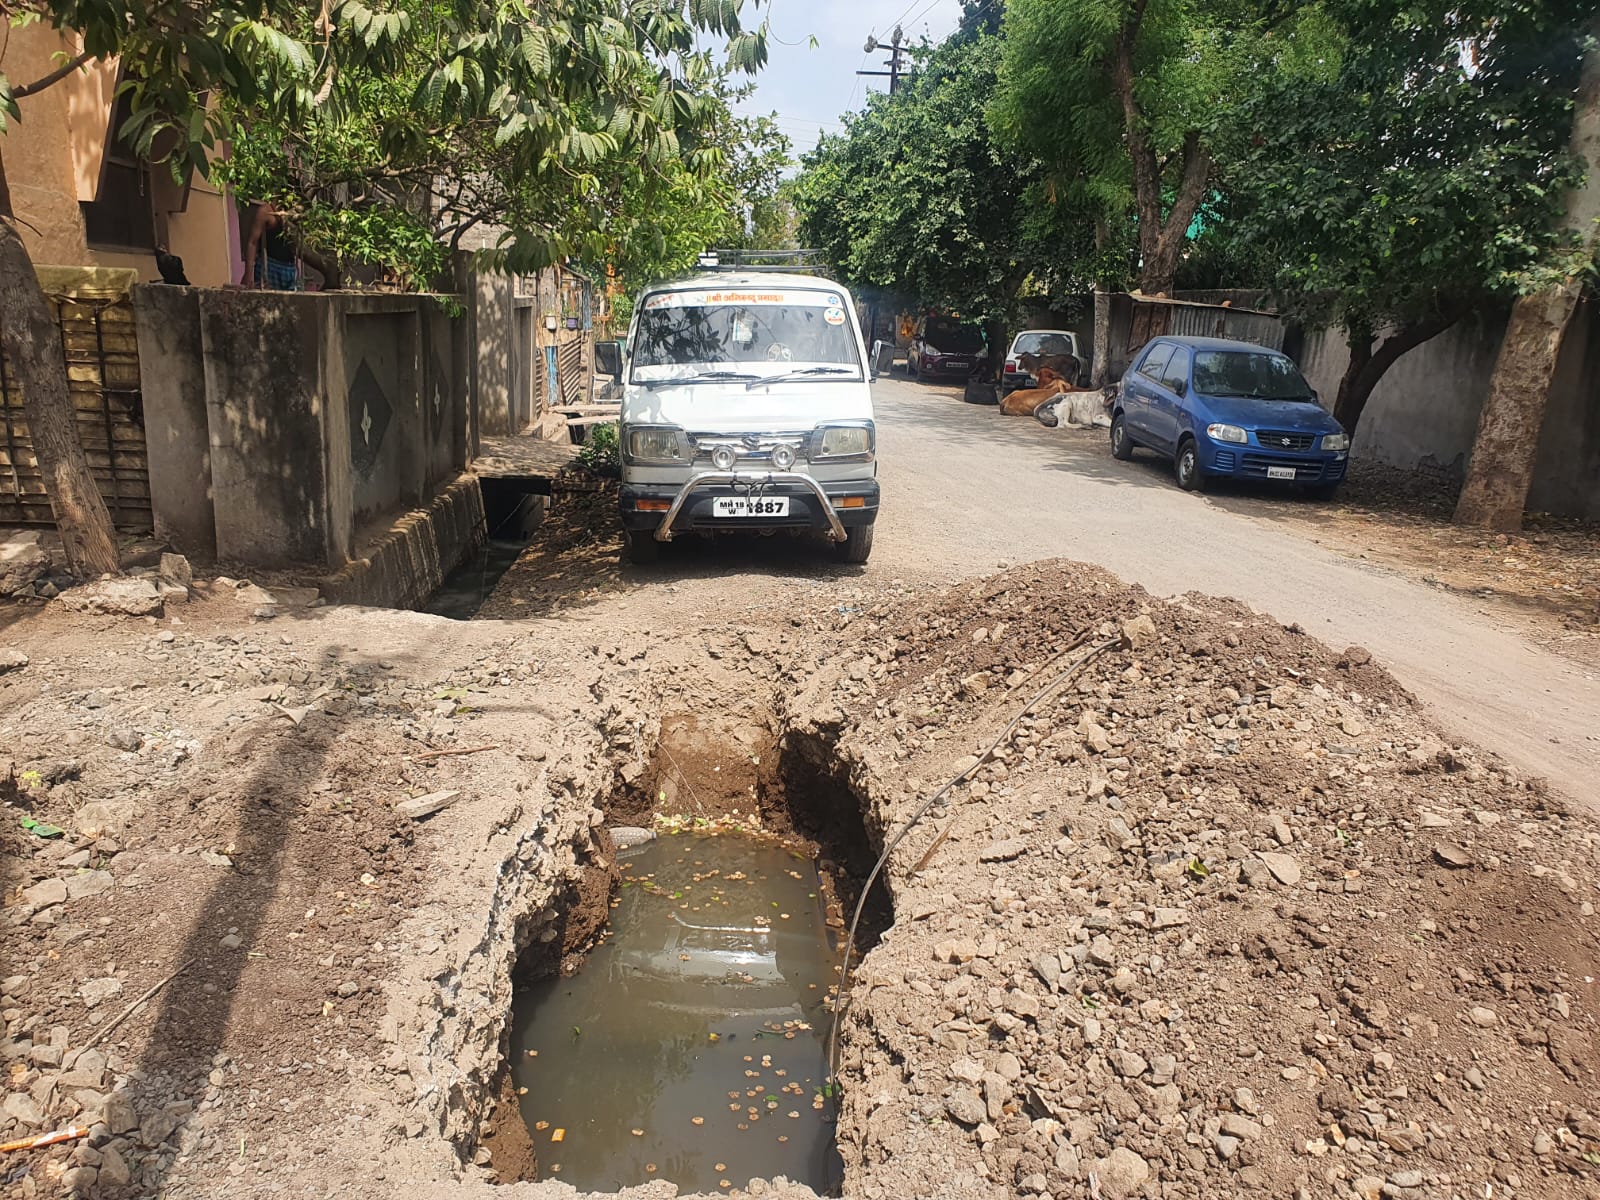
<box><xmin>473</xmin><ymin>713</ymin><xmax>891</xmax><ymax>1195</ymax></box>
<box><xmin>422</xmin><ymin>479</ymin><xmax>545</xmax><ymax>619</ymax></box>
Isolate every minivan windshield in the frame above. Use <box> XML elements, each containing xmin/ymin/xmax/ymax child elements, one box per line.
<box><xmin>630</xmin><ymin>287</ymin><xmax>863</xmax><ymax>383</ymax></box>
<box><xmin>1192</xmin><ymin>350</ymin><xmax>1314</xmax><ymax>401</ymax></box>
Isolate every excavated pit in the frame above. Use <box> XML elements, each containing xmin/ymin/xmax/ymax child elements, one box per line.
<box><xmin>470</xmin><ymin>708</ymin><xmax>892</xmax><ymax>1194</ymax></box>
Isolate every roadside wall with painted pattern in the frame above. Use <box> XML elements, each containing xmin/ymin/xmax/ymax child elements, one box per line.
<box><xmin>133</xmin><ymin>287</ymin><xmax>471</xmax><ymax>569</ymax></box>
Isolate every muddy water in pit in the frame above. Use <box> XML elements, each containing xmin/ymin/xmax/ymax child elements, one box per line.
<box><xmin>509</xmin><ymin>833</ymin><xmax>844</xmax><ymax>1194</ymax></box>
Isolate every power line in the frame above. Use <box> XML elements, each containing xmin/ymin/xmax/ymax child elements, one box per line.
<box><xmin>846</xmin><ymin>38</ymin><xmax>872</xmax><ymax>110</ymax></box>
<box><xmin>901</xmin><ymin>0</ymin><xmax>946</xmax><ymax>35</ymax></box>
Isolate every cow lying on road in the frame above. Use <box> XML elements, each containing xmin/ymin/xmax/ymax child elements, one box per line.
<box><xmin>999</xmin><ymin>377</ymin><xmax>1068</xmax><ymax>417</ymax></box>
<box><xmin>1036</xmin><ymin>384</ymin><xmax>1117</xmax><ymax>429</ymax></box>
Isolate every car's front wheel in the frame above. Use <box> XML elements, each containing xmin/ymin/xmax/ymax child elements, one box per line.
<box><xmin>625</xmin><ymin>529</ymin><xmax>661</xmax><ymax>564</ymax></box>
<box><xmin>833</xmin><ymin>523</ymin><xmax>874</xmax><ymax>564</ymax></box>
<box><xmin>1175</xmin><ymin>439</ymin><xmax>1206</xmax><ymax>492</ymax></box>
<box><xmin>1110</xmin><ymin>414</ymin><xmax>1135</xmax><ymax>461</ymax></box>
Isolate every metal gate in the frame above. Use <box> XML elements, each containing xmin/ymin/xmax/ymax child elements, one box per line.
<box><xmin>0</xmin><ymin>268</ymin><xmax>150</xmax><ymax>531</ymax></box>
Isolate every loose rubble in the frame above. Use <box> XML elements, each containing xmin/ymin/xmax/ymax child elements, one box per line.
<box><xmin>785</xmin><ymin>561</ymin><xmax>1600</xmax><ymax>1200</ymax></box>
<box><xmin>1</xmin><ymin>557</ymin><xmax>1595</xmax><ymax>1200</ymax></box>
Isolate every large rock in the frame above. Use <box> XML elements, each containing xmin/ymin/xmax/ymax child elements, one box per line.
<box><xmin>79</xmin><ymin>977</ymin><xmax>124</xmax><ymax>1008</ymax></box>
<box><xmin>3</xmin><ymin>1090</ymin><xmax>44</xmax><ymax>1127</ymax></box>
<box><xmin>1256</xmin><ymin>850</ymin><xmax>1302</xmax><ymax>886</ymax></box>
<box><xmin>74</xmin><ymin>799</ymin><xmax>135</xmax><ymax>837</ymax></box>
<box><xmin>0</xmin><ymin>647</ymin><xmax>28</xmax><ymax>674</ymax></box>
<box><xmin>0</xmin><ymin>534</ymin><xmax>50</xmax><ymax>597</ymax></box>
<box><xmin>57</xmin><ymin>578</ymin><xmax>163</xmax><ymax>617</ymax></box>
<box><xmin>945</xmin><ymin>1088</ymin><xmax>986</xmax><ymax>1126</ymax></box>
<box><xmin>158</xmin><ymin>552</ymin><xmax>193</xmax><ymax>589</ymax></box>
<box><xmin>22</xmin><ymin>878</ymin><xmax>68</xmax><ymax>913</ymax></box>
<box><xmin>1093</xmin><ymin>1147</ymin><xmax>1151</xmax><ymax>1199</ymax></box>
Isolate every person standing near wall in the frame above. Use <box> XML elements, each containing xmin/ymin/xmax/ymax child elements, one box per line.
<box><xmin>239</xmin><ymin>202</ymin><xmax>345</xmax><ymax>290</ymax></box>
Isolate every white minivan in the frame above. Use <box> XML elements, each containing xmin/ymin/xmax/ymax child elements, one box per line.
<box><xmin>596</xmin><ymin>270</ymin><xmax>880</xmax><ymax>565</ymax></box>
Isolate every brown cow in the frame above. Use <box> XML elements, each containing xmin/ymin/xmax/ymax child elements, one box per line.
<box><xmin>999</xmin><ymin>377</ymin><xmax>1068</xmax><ymax>417</ymax></box>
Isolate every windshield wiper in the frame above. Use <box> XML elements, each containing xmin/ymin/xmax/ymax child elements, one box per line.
<box><xmin>745</xmin><ymin>367</ymin><xmax>858</xmax><ymax>391</ymax></box>
<box><xmin>648</xmin><ymin>370</ymin><xmax>763</xmax><ymax>386</ymax></box>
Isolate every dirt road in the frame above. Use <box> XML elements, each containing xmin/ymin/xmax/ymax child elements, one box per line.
<box><xmin>866</xmin><ymin>376</ymin><xmax>1600</xmax><ymax>806</ymax></box>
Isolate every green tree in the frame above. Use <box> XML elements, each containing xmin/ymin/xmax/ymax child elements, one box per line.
<box><xmin>583</xmin><ymin>82</ymin><xmax>793</xmax><ymax>320</ymax></box>
<box><xmin>0</xmin><ymin>0</ymin><xmax>767</xmax><ymax>574</ymax></box>
<box><xmin>1214</xmin><ymin>1</ymin><xmax>1591</xmax><ymax>434</ymax></box>
<box><xmin>990</xmin><ymin>0</ymin><xmax>1247</xmax><ymax>298</ymax></box>
<box><xmin>794</xmin><ymin>34</ymin><xmax>1097</xmax><ymax>369</ymax></box>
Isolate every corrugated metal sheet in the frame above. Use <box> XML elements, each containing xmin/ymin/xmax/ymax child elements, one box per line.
<box><xmin>1161</xmin><ymin>304</ymin><xmax>1286</xmax><ymax>350</ymax></box>
<box><xmin>1128</xmin><ymin>297</ymin><xmax>1286</xmax><ymax>354</ymax></box>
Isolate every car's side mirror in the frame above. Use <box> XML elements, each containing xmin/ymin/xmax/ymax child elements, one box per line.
<box><xmin>594</xmin><ymin>340</ymin><xmax>623</xmax><ymax>378</ymax></box>
<box><xmin>1172</xmin><ymin>379</ymin><xmax>1188</xmax><ymax>398</ymax></box>
<box><xmin>1310</xmin><ymin>388</ymin><xmax>1320</xmax><ymax>404</ymax></box>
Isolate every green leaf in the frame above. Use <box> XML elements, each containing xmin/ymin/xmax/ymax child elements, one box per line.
<box><xmin>521</xmin><ymin>26</ymin><xmax>553</xmax><ymax>75</ymax></box>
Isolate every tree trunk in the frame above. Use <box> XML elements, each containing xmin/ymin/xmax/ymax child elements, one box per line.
<box><xmin>1091</xmin><ymin>289</ymin><xmax>1111</xmax><ymax>387</ymax></box>
<box><xmin>1140</xmin><ymin>132</ymin><xmax>1210</xmax><ymax>296</ymax></box>
<box><xmin>1452</xmin><ymin>285</ymin><xmax>1585</xmax><ymax>528</ymax></box>
<box><xmin>1455</xmin><ymin>15</ymin><xmax>1600</xmax><ymax>530</ymax></box>
<box><xmin>0</xmin><ymin>151</ymin><xmax>121</xmax><ymax>578</ymax></box>
<box><xmin>1333</xmin><ymin>325</ymin><xmax>1373</xmax><ymax>432</ymax></box>
<box><xmin>1333</xmin><ymin>310</ymin><xmax>1462</xmax><ymax>435</ymax></box>
<box><xmin>1111</xmin><ymin>23</ymin><xmax>1210</xmax><ymax>297</ymax></box>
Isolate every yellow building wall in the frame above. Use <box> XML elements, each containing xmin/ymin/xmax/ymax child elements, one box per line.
<box><xmin>1</xmin><ymin>27</ymin><xmax>239</xmax><ymax>286</ymax></box>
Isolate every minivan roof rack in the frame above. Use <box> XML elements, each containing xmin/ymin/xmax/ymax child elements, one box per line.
<box><xmin>696</xmin><ymin>249</ymin><xmax>828</xmax><ymax>273</ymax></box>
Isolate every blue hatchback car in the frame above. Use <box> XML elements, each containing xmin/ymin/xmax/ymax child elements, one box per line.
<box><xmin>1111</xmin><ymin>336</ymin><xmax>1351</xmax><ymax>497</ymax></box>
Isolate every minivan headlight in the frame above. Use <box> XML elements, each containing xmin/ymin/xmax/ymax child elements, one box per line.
<box><xmin>813</xmin><ymin>424</ymin><xmax>875</xmax><ymax>460</ymax></box>
<box><xmin>1206</xmin><ymin>423</ymin><xmax>1248</xmax><ymax>444</ymax></box>
<box><xmin>1322</xmin><ymin>432</ymin><xmax>1351</xmax><ymax>451</ymax></box>
<box><xmin>625</xmin><ymin>426</ymin><xmax>687</xmax><ymax>463</ymax></box>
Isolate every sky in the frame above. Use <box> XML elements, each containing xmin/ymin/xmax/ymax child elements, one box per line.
<box><xmin>730</xmin><ymin>0</ymin><xmax>967</xmax><ymax>157</ymax></box>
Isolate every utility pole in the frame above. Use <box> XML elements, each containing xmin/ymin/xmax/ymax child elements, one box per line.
<box><xmin>857</xmin><ymin>26</ymin><xmax>907</xmax><ymax>94</ymax></box>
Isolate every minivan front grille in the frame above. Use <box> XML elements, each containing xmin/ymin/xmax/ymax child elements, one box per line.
<box><xmin>687</xmin><ymin>431</ymin><xmax>811</xmax><ymax>464</ymax></box>
<box><xmin>1255</xmin><ymin>430</ymin><xmax>1316</xmax><ymax>451</ymax></box>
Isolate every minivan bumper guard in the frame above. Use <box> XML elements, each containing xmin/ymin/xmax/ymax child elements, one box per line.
<box><xmin>654</xmin><ymin>471</ymin><xmax>848</xmax><ymax>543</ymax></box>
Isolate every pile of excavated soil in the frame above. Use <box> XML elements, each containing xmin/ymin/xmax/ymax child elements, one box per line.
<box><xmin>782</xmin><ymin>560</ymin><xmax>1600</xmax><ymax>1200</ymax></box>
<box><xmin>3</xmin><ymin>556</ymin><xmax>1596</xmax><ymax>1200</ymax></box>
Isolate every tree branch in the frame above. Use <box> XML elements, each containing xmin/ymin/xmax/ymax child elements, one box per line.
<box><xmin>14</xmin><ymin>50</ymin><xmax>93</xmax><ymax>99</ymax></box>
<box><xmin>1361</xmin><ymin>307</ymin><xmax>1461</xmax><ymax>389</ymax></box>
<box><xmin>1153</xmin><ymin>130</ymin><xmax>1211</xmax><ymax>263</ymax></box>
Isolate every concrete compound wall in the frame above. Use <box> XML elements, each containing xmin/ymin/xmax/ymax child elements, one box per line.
<box><xmin>1299</xmin><ymin>299</ymin><xmax>1600</xmax><ymax>519</ymax></box>
<box><xmin>133</xmin><ymin>286</ymin><xmax>474</xmax><ymax>573</ymax></box>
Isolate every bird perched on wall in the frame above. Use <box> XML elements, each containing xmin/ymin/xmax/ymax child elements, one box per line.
<box><xmin>155</xmin><ymin>247</ymin><xmax>190</xmax><ymax>286</ymax></box>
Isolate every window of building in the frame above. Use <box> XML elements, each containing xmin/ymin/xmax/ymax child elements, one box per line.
<box><xmin>80</xmin><ymin>87</ymin><xmax>155</xmax><ymax>251</ymax></box>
